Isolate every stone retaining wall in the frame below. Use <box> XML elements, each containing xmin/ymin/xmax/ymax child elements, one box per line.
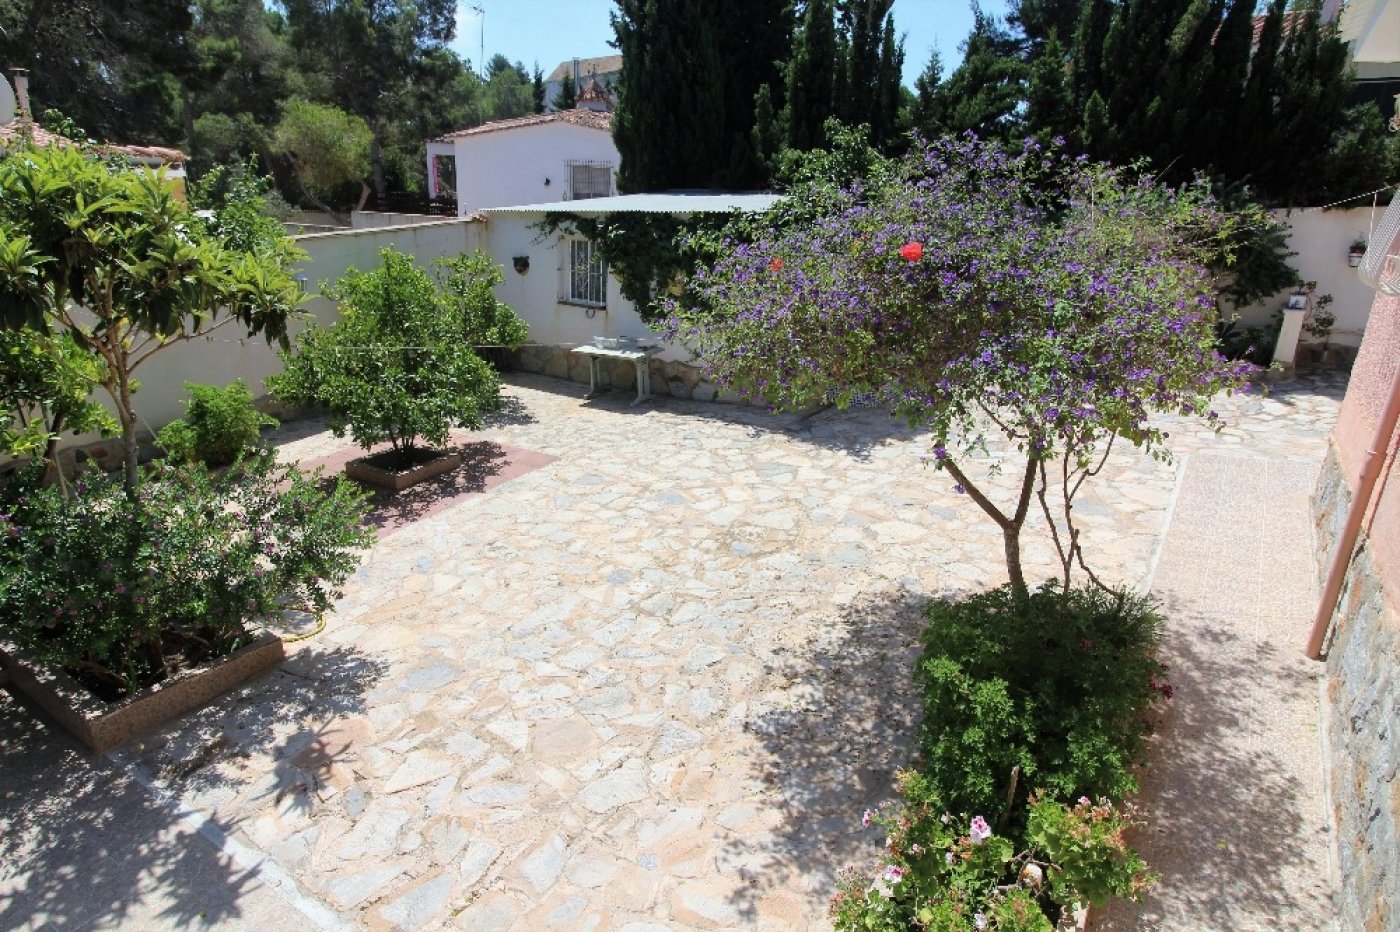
<box><xmin>1313</xmin><ymin>444</ymin><xmax>1398</xmax><ymax>931</ymax></box>
<box><xmin>511</xmin><ymin>345</ymin><xmax>745</xmax><ymax>404</ymax></box>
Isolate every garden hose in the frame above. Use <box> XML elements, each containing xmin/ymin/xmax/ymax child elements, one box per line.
<box><xmin>278</xmin><ymin>612</ymin><xmax>328</xmax><ymax>643</ymax></box>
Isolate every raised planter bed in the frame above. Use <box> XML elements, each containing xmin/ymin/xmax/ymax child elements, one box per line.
<box><xmin>0</xmin><ymin>630</ymin><xmax>285</xmax><ymax>753</ymax></box>
<box><xmin>344</xmin><ymin>447</ymin><xmax>462</xmax><ymax>491</ymax></box>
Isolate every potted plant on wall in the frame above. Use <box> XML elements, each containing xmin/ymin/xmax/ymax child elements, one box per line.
<box><xmin>1348</xmin><ymin>238</ymin><xmax>1367</xmax><ymax>267</ymax></box>
<box><xmin>270</xmin><ymin>248</ymin><xmax>515</xmax><ymax>491</ymax></box>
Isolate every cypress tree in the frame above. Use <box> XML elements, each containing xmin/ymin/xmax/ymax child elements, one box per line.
<box><xmin>875</xmin><ymin>14</ymin><xmax>906</xmax><ymax>149</ymax></box>
<box><xmin>1071</xmin><ymin>0</ymin><xmax>1112</xmax><ymax>111</ymax></box>
<box><xmin>554</xmin><ymin>72</ymin><xmax>576</xmax><ymax>110</ymax></box>
<box><xmin>531</xmin><ymin>64</ymin><xmax>546</xmax><ymax>113</ymax></box>
<box><xmin>1234</xmin><ymin>0</ymin><xmax>1286</xmax><ymax>185</ymax></box>
<box><xmin>1205</xmin><ymin>0</ymin><xmax>1255</xmax><ymax>167</ymax></box>
<box><xmin>612</xmin><ymin>0</ymin><xmax>787</xmax><ymax>191</ymax></box>
<box><xmin>835</xmin><ymin>0</ymin><xmax>904</xmax><ymax>148</ymax></box>
<box><xmin>751</xmin><ymin>83</ymin><xmax>783</xmax><ymax>178</ymax></box>
<box><xmin>784</xmin><ymin>0</ymin><xmax>839</xmax><ymax>152</ymax></box>
<box><xmin>1013</xmin><ymin>0</ymin><xmax>1085</xmax><ymax>48</ymax></box>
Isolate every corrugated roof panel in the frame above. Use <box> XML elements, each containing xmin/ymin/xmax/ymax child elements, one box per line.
<box><xmin>481</xmin><ymin>193</ymin><xmax>783</xmax><ymax>215</ymax></box>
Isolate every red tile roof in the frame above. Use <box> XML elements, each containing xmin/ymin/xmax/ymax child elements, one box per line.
<box><xmin>1251</xmin><ymin>10</ymin><xmax>1310</xmax><ymax>46</ymax></box>
<box><xmin>433</xmin><ymin>108</ymin><xmax>612</xmax><ymax>142</ymax></box>
<box><xmin>0</xmin><ymin>119</ymin><xmax>69</xmax><ymax>148</ymax></box>
<box><xmin>0</xmin><ymin>120</ymin><xmax>187</xmax><ymax>162</ymax></box>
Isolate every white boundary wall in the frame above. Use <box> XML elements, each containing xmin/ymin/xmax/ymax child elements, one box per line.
<box><xmin>40</xmin><ymin>220</ymin><xmax>486</xmax><ymax>452</ymax></box>
<box><xmin>1234</xmin><ymin>205</ymin><xmax>1383</xmax><ymax>347</ymax></box>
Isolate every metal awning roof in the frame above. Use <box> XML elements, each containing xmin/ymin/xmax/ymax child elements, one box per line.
<box><xmin>481</xmin><ymin>193</ymin><xmax>783</xmax><ymax>215</ymax></box>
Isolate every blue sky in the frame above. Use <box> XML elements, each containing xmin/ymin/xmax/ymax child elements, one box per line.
<box><xmin>450</xmin><ymin>0</ymin><xmax>1015</xmax><ymax>88</ymax></box>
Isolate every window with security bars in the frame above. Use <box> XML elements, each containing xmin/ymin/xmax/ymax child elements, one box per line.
<box><xmin>566</xmin><ymin>239</ymin><xmax>607</xmax><ymax>306</ymax></box>
<box><xmin>567</xmin><ymin>162</ymin><xmax>612</xmax><ymax>200</ymax></box>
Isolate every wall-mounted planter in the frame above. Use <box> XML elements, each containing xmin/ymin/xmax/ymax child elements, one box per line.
<box><xmin>345</xmin><ymin>448</ymin><xmax>461</xmax><ymax>491</ymax></box>
<box><xmin>0</xmin><ymin>630</ymin><xmax>285</xmax><ymax>753</ymax></box>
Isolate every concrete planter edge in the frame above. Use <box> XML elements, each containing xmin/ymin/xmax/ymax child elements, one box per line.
<box><xmin>0</xmin><ymin>630</ymin><xmax>285</xmax><ymax>754</ymax></box>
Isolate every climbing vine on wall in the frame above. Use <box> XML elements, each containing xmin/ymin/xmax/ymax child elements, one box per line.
<box><xmin>535</xmin><ymin>211</ymin><xmax>737</xmax><ymax>324</ymax></box>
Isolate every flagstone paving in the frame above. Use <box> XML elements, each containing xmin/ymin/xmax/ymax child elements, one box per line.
<box><xmin>1</xmin><ymin>371</ymin><xmax>1345</xmax><ymax>930</ymax></box>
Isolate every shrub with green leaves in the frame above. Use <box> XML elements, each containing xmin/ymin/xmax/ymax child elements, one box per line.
<box><xmin>917</xmin><ymin>583</ymin><xmax>1165</xmax><ymax>830</ymax></box>
<box><xmin>270</xmin><ymin>249</ymin><xmax>510</xmax><ymax>460</ymax></box>
<box><xmin>832</xmin><ymin>771</ymin><xmax>1149</xmax><ymax>931</ymax></box>
<box><xmin>156</xmin><ymin>380</ymin><xmax>278</xmax><ymax>467</ymax></box>
<box><xmin>438</xmin><ymin>253</ymin><xmax>529</xmax><ymax>350</ymax></box>
<box><xmin>0</xmin><ymin>456</ymin><xmax>373</xmax><ymax>698</ymax></box>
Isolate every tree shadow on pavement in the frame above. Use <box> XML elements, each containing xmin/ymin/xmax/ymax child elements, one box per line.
<box><xmin>1094</xmin><ymin>597</ymin><xmax>1333</xmax><ymax>929</ymax></box>
<box><xmin>526</xmin><ymin>370</ymin><xmax>920</xmax><ymax>463</ymax></box>
<box><xmin>723</xmin><ymin>586</ymin><xmax>932</xmax><ymax>921</ymax></box>
<box><xmin>0</xmin><ymin>644</ymin><xmax>387</xmax><ymax>930</ymax></box>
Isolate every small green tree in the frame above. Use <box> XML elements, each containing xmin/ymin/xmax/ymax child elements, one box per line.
<box><xmin>156</xmin><ymin>380</ymin><xmax>278</xmax><ymax>467</ymax></box>
<box><xmin>273</xmin><ymin>97</ymin><xmax>373</xmax><ymax>221</ymax></box>
<box><xmin>0</xmin><ymin>142</ymin><xmax>304</xmax><ymax>492</ymax></box>
<box><xmin>271</xmin><ymin>249</ymin><xmax>513</xmax><ymax>460</ymax></box>
<box><xmin>0</xmin><ymin>328</ymin><xmax>116</xmax><ymax>491</ymax></box>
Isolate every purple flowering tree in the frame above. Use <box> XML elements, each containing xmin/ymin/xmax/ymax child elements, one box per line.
<box><xmin>670</xmin><ymin>136</ymin><xmax>1254</xmax><ymax>599</ymax></box>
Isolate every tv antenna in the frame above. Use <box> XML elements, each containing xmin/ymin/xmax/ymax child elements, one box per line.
<box><xmin>470</xmin><ymin>4</ymin><xmax>485</xmax><ymax>77</ymax></box>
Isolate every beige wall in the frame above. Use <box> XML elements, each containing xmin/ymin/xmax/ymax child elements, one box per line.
<box><xmin>1235</xmin><ymin>206</ymin><xmax>1381</xmax><ymax>347</ymax></box>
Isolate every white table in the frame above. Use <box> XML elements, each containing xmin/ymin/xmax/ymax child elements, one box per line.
<box><xmin>570</xmin><ymin>344</ymin><xmax>664</xmax><ymax>405</ymax></box>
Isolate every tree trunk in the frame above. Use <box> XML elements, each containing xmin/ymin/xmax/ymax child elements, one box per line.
<box><xmin>117</xmin><ymin>376</ymin><xmax>140</xmax><ymax>493</ymax></box>
<box><xmin>1003</xmin><ymin>525</ymin><xmax>1029</xmax><ymax>602</ymax></box>
<box><xmin>181</xmin><ymin>86</ymin><xmax>197</xmax><ymax>161</ymax></box>
<box><xmin>370</xmin><ymin>134</ymin><xmax>387</xmax><ymax>205</ymax></box>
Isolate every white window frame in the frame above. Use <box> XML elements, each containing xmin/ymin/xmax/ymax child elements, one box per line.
<box><xmin>561</xmin><ymin>238</ymin><xmax>607</xmax><ymax>308</ymax></box>
<box><xmin>566</xmin><ymin>161</ymin><xmax>613</xmax><ymax>200</ymax></box>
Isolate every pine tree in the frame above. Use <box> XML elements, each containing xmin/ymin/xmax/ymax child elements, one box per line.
<box><xmin>910</xmin><ymin>48</ymin><xmax>944</xmax><ymax>139</ymax></box>
<box><xmin>555</xmin><ymin>72</ymin><xmax>577</xmax><ymax>110</ymax></box>
<box><xmin>783</xmin><ymin>0</ymin><xmax>839</xmax><ymax>152</ymax></box>
<box><xmin>1025</xmin><ymin>32</ymin><xmax>1074</xmax><ymax>145</ymax></box>
<box><xmin>933</xmin><ymin>5</ymin><xmax>1027</xmax><ymax>141</ymax></box>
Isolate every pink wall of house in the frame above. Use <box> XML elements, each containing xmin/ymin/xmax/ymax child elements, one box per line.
<box><xmin>1332</xmin><ymin>282</ymin><xmax>1400</xmax><ymax>607</ymax></box>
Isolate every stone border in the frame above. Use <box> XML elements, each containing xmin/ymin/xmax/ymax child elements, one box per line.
<box><xmin>344</xmin><ymin>450</ymin><xmax>463</xmax><ymax>491</ymax></box>
<box><xmin>0</xmin><ymin>630</ymin><xmax>285</xmax><ymax>754</ymax></box>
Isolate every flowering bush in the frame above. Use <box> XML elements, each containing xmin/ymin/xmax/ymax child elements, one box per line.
<box><xmin>918</xmin><ymin>583</ymin><xmax>1165</xmax><ymax>829</ymax></box>
<box><xmin>0</xmin><ymin>456</ymin><xmax>373</xmax><ymax>698</ymax></box>
<box><xmin>671</xmin><ymin>135</ymin><xmax>1253</xmax><ymax>596</ymax></box>
<box><xmin>832</xmin><ymin>771</ymin><xmax>1149</xmax><ymax>931</ymax></box>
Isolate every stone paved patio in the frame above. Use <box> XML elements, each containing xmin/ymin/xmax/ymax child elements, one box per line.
<box><xmin>1</xmin><ymin>372</ymin><xmax>1345</xmax><ymax>930</ymax></box>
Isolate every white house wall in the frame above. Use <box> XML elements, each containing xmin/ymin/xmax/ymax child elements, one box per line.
<box><xmin>451</xmin><ymin>123</ymin><xmax>619</xmax><ymax>213</ymax></box>
<box><xmin>482</xmin><ymin>213</ymin><xmax>686</xmax><ymax>362</ymax></box>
